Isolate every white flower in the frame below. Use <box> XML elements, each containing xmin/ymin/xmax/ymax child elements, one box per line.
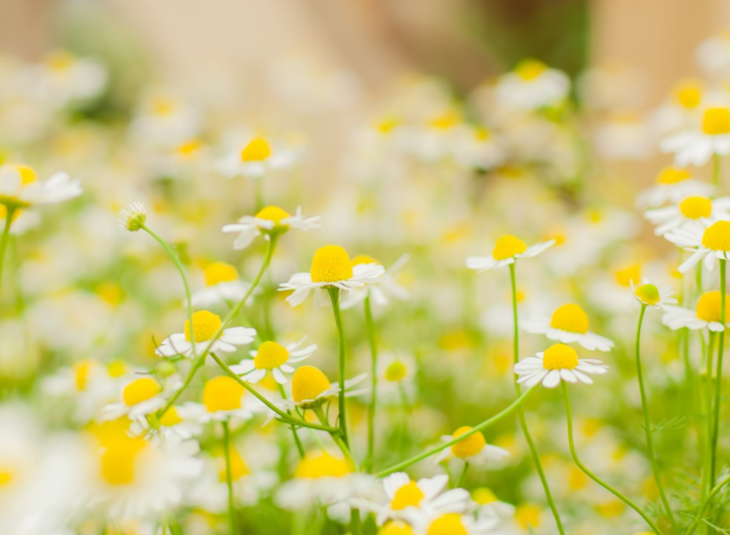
<box><xmin>99</xmin><ymin>374</ymin><xmax>179</xmax><ymax>421</ymax></box>
<box><xmin>191</xmin><ymin>262</ymin><xmax>253</xmax><ymax>308</ymax></box>
<box><xmin>637</xmin><ymin>167</ymin><xmax>715</xmax><ymax>209</ymax></box>
<box><xmin>697</xmin><ymin>32</ymin><xmax>730</xmax><ymax>77</ymax></box>
<box><xmin>222</xmin><ymin>205</ymin><xmax>320</xmax><ymax>250</ymax></box>
<box><xmin>466</xmin><ymin>235</ymin><xmax>554</xmax><ymax>272</ymax></box>
<box><xmin>376</xmin><ymin>353</ymin><xmax>418</xmax><ymax>405</ymax></box>
<box><xmin>181</xmin><ymin>375</ymin><xmax>266</xmax><ymax>423</ymax></box>
<box><xmin>218</xmin><ymin>136</ymin><xmax>297</xmax><ymax>179</ymax></box>
<box><xmin>451</xmin><ymin>125</ymin><xmax>505</xmax><ymax>170</ymax></box>
<box><xmin>433</xmin><ymin>426</ymin><xmax>509</xmax><ymax>466</ymax></box>
<box><xmin>279</xmin><ymin>245</ymin><xmax>385</xmax><ymax>307</ymax></box>
<box><xmin>155</xmin><ymin>310</ymin><xmax>256</xmax><ymax>358</ymax></box>
<box><xmin>0</xmin><ymin>163</ymin><xmax>81</xmax><ymax>207</ymax></box>
<box><xmin>341</xmin><ymin>254</ymin><xmax>409</xmax><ymax>309</ymax></box>
<box><xmin>280</xmin><ymin>365</ymin><xmax>368</xmax><ymax>410</ymax></box>
<box><xmin>129</xmin><ymin>91</ymin><xmax>201</xmax><ymax>148</ymax></box>
<box><xmin>514</xmin><ymin>344</ymin><xmax>608</xmax><ymax>388</ymax></box>
<box><xmin>130</xmin><ymin>404</ymin><xmax>204</xmax><ymax>440</ymax></box>
<box><xmin>30</xmin><ymin>50</ymin><xmax>106</xmax><ymax>108</ymax></box>
<box><xmin>662</xmin><ymin>291</ymin><xmax>730</xmax><ymax>332</ymax></box>
<box><xmin>666</xmin><ymin>220</ymin><xmax>730</xmax><ymax>272</ymax></box>
<box><xmin>408</xmin><ymin>512</ymin><xmax>501</xmax><ymax>535</ymax></box>
<box><xmin>631</xmin><ymin>281</ymin><xmax>677</xmax><ymax>309</ymax></box>
<box><xmin>661</xmin><ymin>107</ymin><xmax>730</xmax><ymax>166</ymax></box>
<box><xmin>522</xmin><ymin>303</ymin><xmax>614</xmax><ymax>351</ymax></box>
<box><xmin>644</xmin><ymin>195</ymin><xmax>730</xmax><ymax>235</ymax></box>
<box><xmin>494</xmin><ymin>59</ymin><xmax>570</xmax><ymax>111</ymax></box>
<box><xmin>230</xmin><ymin>338</ymin><xmax>317</xmax><ymax>384</ymax></box>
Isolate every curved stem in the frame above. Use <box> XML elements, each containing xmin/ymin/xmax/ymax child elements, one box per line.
<box><xmin>364</xmin><ymin>295</ymin><xmax>378</xmax><ymax>472</ymax></box>
<box><xmin>684</xmin><ymin>473</ymin><xmax>730</xmax><ymax>535</ymax></box>
<box><xmin>0</xmin><ymin>206</ymin><xmax>16</xmax><ymax>301</ymax></box>
<box><xmin>328</xmin><ymin>287</ymin><xmax>349</xmax><ymax>447</ymax></box>
<box><xmin>222</xmin><ymin>420</ymin><xmax>236</xmax><ymax>535</ymax></box>
<box><xmin>376</xmin><ymin>385</ymin><xmax>536</xmax><ymax>477</ymax></box>
<box><xmin>561</xmin><ymin>382</ymin><xmax>663</xmax><ymax>534</ymax></box>
<box><xmin>711</xmin><ymin>258</ymin><xmax>726</xmax><ymax>488</ymax></box>
<box><xmin>509</xmin><ymin>263</ymin><xmax>566</xmax><ymax>535</ymax></box>
<box><xmin>635</xmin><ymin>304</ymin><xmax>678</xmax><ymax>531</ymax></box>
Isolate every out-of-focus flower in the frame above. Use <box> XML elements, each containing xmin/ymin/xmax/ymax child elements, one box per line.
<box><xmin>222</xmin><ymin>206</ymin><xmax>320</xmax><ymax>250</ymax></box>
<box><xmin>99</xmin><ymin>375</ymin><xmax>177</xmax><ymax>421</ymax></box>
<box><xmin>644</xmin><ymin>195</ymin><xmax>730</xmax><ymax>235</ymax></box>
<box><xmin>514</xmin><ymin>343</ymin><xmax>608</xmax><ymax>388</ymax></box>
<box><xmin>0</xmin><ymin>163</ymin><xmax>81</xmax><ymax>208</ymax></box>
<box><xmin>662</xmin><ymin>107</ymin><xmax>730</xmax><ymax>166</ymax></box>
<box><xmin>29</xmin><ymin>50</ymin><xmax>106</xmax><ymax>108</ymax></box>
<box><xmin>191</xmin><ymin>262</ymin><xmax>252</xmax><ymax>308</ymax></box>
<box><xmin>666</xmin><ymin>219</ymin><xmax>730</xmax><ymax>272</ymax></box>
<box><xmin>218</xmin><ymin>136</ymin><xmax>297</xmax><ymax>179</ymax></box>
<box><xmin>433</xmin><ymin>426</ymin><xmax>509</xmax><ymax>466</ymax></box>
<box><xmin>662</xmin><ymin>291</ymin><xmax>730</xmax><ymax>332</ymax></box>
<box><xmin>494</xmin><ymin>59</ymin><xmax>570</xmax><ymax>111</ymax></box>
<box><xmin>637</xmin><ymin>167</ymin><xmax>714</xmax><ymax>209</ymax></box>
<box><xmin>466</xmin><ymin>235</ymin><xmax>554</xmax><ymax>272</ymax></box>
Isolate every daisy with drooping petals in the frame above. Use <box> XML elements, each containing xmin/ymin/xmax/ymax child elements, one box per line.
<box><xmin>279</xmin><ymin>245</ymin><xmax>385</xmax><ymax>306</ymax></box>
<box><xmin>218</xmin><ymin>136</ymin><xmax>297</xmax><ymax>179</ymax></box>
<box><xmin>631</xmin><ymin>281</ymin><xmax>677</xmax><ymax>309</ymax></box>
<box><xmin>279</xmin><ymin>365</ymin><xmax>367</xmax><ymax>410</ymax></box>
<box><xmin>661</xmin><ymin>107</ymin><xmax>730</xmax><ymax>166</ymax></box>
<box><xmin>666</xmin><ymin>220</ymin><xmax>730</xmax><ymax>272</ymax></box>
<box><xmin>433</xmin><ymin>426</ymin><xmax>509</xmax><ymax>466</ymax></box>
<box><xmin>522</xmin><ymin>303</ymin><xmax>614</xmax><ymax>351</ymax></box>
<box><xmin>0</xmin><ymin>163</ymin><xmax>81</xmax><ymax>208</ymax></box>
<box><xmin>644</xmin><ymin>195</ymin><xmax>730</xmax><ymax>236</ymax></box>
<box><xmin>514</xmin><ymin>343</ymin><xmax>608</xmax><ymax>388</ymax></box>
<box><xmin>494</xmin><ymin>59</ymin><xmax>570</xmax><ymax>111</ymax></box>
<box><xmin>466</xmin><ymin>235</ymin><xmax>554</xmax><ymax>272</ymax></box>
<box><xmin>222</xmin><ymin>205</ymin><xmax>320</xmax><ymax>250</ymax></box>
<box><xmin>661</xmin><ymin>291</ymin><xmax>730</xmax><ymax>332</ymax></box>
<box><xmin>230</xmin><ymin>338</ymin><xmax>317</xmax><ymax>384</ymax></box>
<box><xmin>191</xmin><ymin>262</ymin><xmax>252</xmax><ymax>308</ymax></box>
<box><xmin>155</xmin><ymin>310</ymin><xmax>256</xmax><ymax>358</ymax></box>
<box><xmin>637</xmin><ymin>167</ymin><xmax>714</xmax><ymax>209</ymax></box>
<box><xmin>99</xmin><ymin>375</ymin><xmax>178</xmax><ymax>421</ymax></box>
<box><xmin>341</xmin><ymin>254</ymin><xmax>410</xmax><ymax>309</ymax></box>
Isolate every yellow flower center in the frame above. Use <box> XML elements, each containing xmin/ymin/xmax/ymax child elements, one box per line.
<box><xmin>376</xmin><ymin>118</ymin><xmax>400</xmax><ymax>135</ymax></box>
<box><xmin>0</xmin><ymin>468</ymin><xmax>13</xmax><ymax>487</ymax></box>
<box><xmin>379</xmin><ymin>521</ymin><xmax>415</xmax><ymax>535</ymax></box>
<box><xmin>472</xmin><ymin>487</ymin><xmax>498</xmax><ymax>505</ymax></box>
<box><xmin>515</xmin><ymin>504</ymin><xmax>542</xmax><ymax>529</ymax></box>
<box><xmin>152</xmin><ymin>98</ymin><xmax>175</xmax><ymax>116</ymax></box>
<box><xmin>390</xmin><ymin>481</ymin><xmax>425</xmax><ymax>510</ymax></box>
<box><xmin>675</xmin><ymin>81</ymin><xmax>702</xmax><ymax>109</ymax></box>
<box><xmin>176</xmin><ymin>139</ymin><xmax>202</xmax><ymax>157</ymax></box>
<box><xmin>204</xmin><ymin>262</ymin><xmax>238</xmax><ymax>287</ymax></box>
<box><xmin>680</xmin><ymin>196</ymin><xmax>713</xmax><ymax>219</ymax></box>
<box><xmin>492</xmin><ymin>235</ymin><xmax>527</xmax><ymax>261</ymax></box>
<box><xmin>635</xmin><ymin>284</ymin><xmax>661</xmax><ymax>306</ymax></box>
<box><xmin>108</xmin><ymin>360</ymin><xmax>127</xmax><ymax>378</ymax></box>
<box><xmin>219</xmin><ymin>447</ymin><xmax>249</xmax><ymax>482</ymax></box>
<box><xmin>474</xmin><ymin>127</ymin><xmax>491</xmax><ymax>141</ymax></box>
<box><xmin>159</xmin><ymin>406</ymin><xmax>183</xmax><ymax>427</ymax></box>
<box><xmin>255</xmin><ymin>205</ymin><xmax>291</xmax><ymax>226</ymax></box>
<box><xmin>696</xmin><ymin>291</ymin><xmax>730</xmax><ymax>322</ymax></box>
<box><xmin>74</xmin><ymin>360</ymin><xmax>93</xmax><ymax>391</ymax></box>
<box><xmin>184</xmin><ymin>310</ymin><xmax>222</xmax><ymax>342</ymax></box>
<box><xmin>45</xmin><ymin>50</ymin><xmax>75</xmax><ymax>71</ymax></box>
<box><xmin>702</xmin><ymin>107</ymin><xmax>730</xmax><ymax>135</ymax></box>
<box><xmin>549</xmin><ymin>304</ymin><xmax>589</xmax><ymax>333</ymax></box>
<box><xmin>450</xmin><ymin>426</ymin><xmax>487</xmax><ymax>459</ymax></box>
<box><xmin>202</xmin><ymin>376</ymin><xmax>244</xmax><ymax>412</ymax></box>
<box><xmin>351</xmin><ymin>254</ymin><xmax>381</xmax><ymax>266</ymax></box>
<box><xmin>384</xmin><ymin>361</ymin><xmax>407</xmax><ymax>382</ymax></box>
<box><xmin>294</xmin><ymin>452</ymin><xmax>352</xmax><ymax>478</ymax></box>
<box><xmin>240</xmin><ymin>138</ymin><xmax>272</xmax><ymax>162</ymax></box>
<box><xmin>123</xmin><ymin>377</ymin><xmax>162</xmax><ymax>407</ymax></box>
<box><xmin>291</xmin><ymin>365</ymin><xmax>331</xmax><ymax>403</ymax></box>
<box><xmin>515</xmin><ymin>59</ymin><xmax>547</xmax><ymax>81</ymax></box>
<box><xmin>310</xmin><ymin>245</ymin><xmax>354</xmax><ymax>283</ymax></box>
<box><xmin>100</xmin><ymin>437</ymin><xmax>148</xmax><ymax>485</ymax></box>
<box><xmin>614</xmin><ymin>265</ymin><xmax>641</xmax><ymax>287</ymax></box>
<box><xmin>4</xmin><ymin>163</ymin><xmax>37</xmax><ymax>186</ymax></box>
<box><xmin>427</xmin><ymin>514</ymin><xmax>468</xmax><ymax>535</ymax></box>
<box><xmin>702</xmin><ymin>221</ymin><xmax>730</xmax><ymax>251</ymax></box>
<box><xmin>542</xmin><ymin>343</ymin><xmax>579</xmax><ymax>370</ymax></box>
<box><xmin>657</xmin><ymin>167</ymin><xmax>691</xmax><ymax>184</ymax></box>
<box><xmin>254</xmin><ymin>341</ymin><xmax>290</xmax><ymax>370</ymax></box>
<box><xmin>428</xmin><ymin>111</ymin><xmax>459</xmax><ymax>130</ymax></box>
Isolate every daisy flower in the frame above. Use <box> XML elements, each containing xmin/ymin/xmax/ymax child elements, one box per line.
<box><xmin>130</xmin><ymin>404</ymin><xmax>203</xmax><ymax>440</ymax></box>
<box><xmin>377</xmin><ymin>353</ymin><xmax>418</xmax><ymax>405</ymax></box>
<box><xmin>129</xmin><ymin>91</ymin><xmax>201</xmax><ymax>147</ymax></box>
<box><xmin>666</xmin><ymin>220</ymin><xmax>730</xmax><ymax>272</ymax></box>
<box><xmin>644</xmin><ymin>195</ymin><xmax>730</xmax><ymax>235</ymax></box>
<box><xmin>229</xmin><ymin>338</ymin><xmax>317</xmax><ymax>384</ymax></box>
<box><xmin>191</xmin><ymin>262</ymin><xmax>252</xmax><ymax>308</ymax></box>
<box><xmin>341</xmin><ymin>254</ymin><xmax>410</xmax><ymax>309</ymax></box>
<box><xmin>409</xmin><ymin>512</ymin><xmax>500</xmax><ymax>535</ymax></box>
<box><xmin>99</xmin><ymin>375</ymin><xmax>177</xmax><ymax>421</ymax></box>
<box><xmin>281</xmin><ymin>365</ymin><xmax>367</xmax><ymax>410</ymax></box>
<box><xmin>494</xmin><ymin>59</ymin><xmax>570</xmax><ymax>111</ymax></box>
<box><xmin>522</xmin><ymin>303</ymin><xmax>614</xmax><ymax>351</ymax></box>
<box><xmin>222</xmin><ymin>205</ymin><xmax>320</xmax><ymax>250</ymax></box>
<box><xmin>182</xmin><ymin>375</ymin><xmax>265</xmax><ymax>423</ymax></box>
<box><xmin>451</xmin><ymin>125</ymin><xmax>505</xmax><ymax>171</ymax></box>
<box><xmin>218</xmin><ymin>136</ymin><xmax>297</xmax><ymax>179</ymax></box>
<box><xmin>514</xmin><ymin>343</ymin><xmax>608</xmax><ymax>388</ymax></box>
<box><xmin>279</xmin><ymin>245</ymin><xmax>385</xmax><ymax>307</ymax></box>
<box><xmin>661</xmin><ymin>107</ymin><xmax>730</xmax><ymax>166</ymax></box>
<box><xmin>31</xmin><ymin>49</ymin><xmax>107</xmax><ymax>108</ymax></box>
<box><xmin>155</xmin><ymin>310</ymin><xmax>257</xmax><ymax>358</ymax></box>
<box><xmin>631</xmin><ymin>281</ymin><xmax>677</xmax><ymax>309</ymax></box>
<box><xmin>0</xmin><ymin>163</ymin><xmax>81</xmax><ymax>208</ymax></box>
<box><xmin>637</xmin><ymin>167</ymin><xmax>714</xmax><ymax>209</ymax></box>
<box><xmin>433</xmin><ymin>426</ymin><xmax>509</xmax><ymax>466</ymax></box>
<box><xmin>118</xmin><ymin>202</ymin><xmax>147</xmax><ymax>232</ymax></box>
<box><xmin>661</xmin><ymin>290</ymin><xmax>730</xmax><ymax>332</ymax></box>
<box><xmin>466</xmin><ymin>235</ymin><xmax>555</xmax><ymax>272</ymax></box>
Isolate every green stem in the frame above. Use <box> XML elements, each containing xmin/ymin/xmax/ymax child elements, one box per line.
<box><xmin>328</xmin><ymin>287</ymin><xmax>349</xmax><ymax>447</ymax></box>
<box><xmin>509</xmin><ymin>263</ymin><xmax>566</xmax><ymax>535</ymax></box>
<box><xmin>710</xmin><ymin>258</ymin><xmax>726</xmax><ymax>489</ymax></box>
<box><xmin>364</xmin><ymin>295</ymin><xmax>378</xmax><ymax>472</ymax></box>
<box><xmin>561</xmin><ymin>382</ymin><xmax>662</xmax><ymax>534</ymax></box>
<box><xmin>713</xmin><ymin>153</ymin><xmax>722</xmax><ymax>188</ymax></box>
<box><xmin>278</xmin><ymin>383</ymin><xmax>305</xmax><ymax>458</ymax></box>
<box><xmin>635</xmin><ymin>304</ymin><xmax>678</xmax><ymax>531</ymax></box>
<box><xmin>376</xmin><ymin>385</ymin><xmax>536</xmax><ymax>477</ymax></box>
<box><xmin>700</xmin><ymin>331</ymin><xmax>716</xmax><ymax>520</ymax></box>
<box><xmin>222</xmin><ymin>420</ymin><xmax>236</xmax><ymax>535</ymax></box>
<box><xmin>0</xmin><ymin>206</ymin><xmax>16</xmax><ymax>302</ymax></box>
<box><xmin>684</xmin><ymin>473</ymin><xmax>730</xmax><ymax>535</ymax></box>
<box><xmin>457</xmin><ymin>462</ymin><xmax>469</xmax><ymax>488</ymax></box>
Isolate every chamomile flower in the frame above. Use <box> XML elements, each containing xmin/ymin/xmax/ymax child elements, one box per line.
<box><xmin>279</xmin><ymin>245</ymin><xmax>385</xmax><ymax>306</ymax></box>
<box><xmin>409</xmin><ymin>512</ymin><xmax>500</xmax><ymax>535</ymax></box>
<box><xmin>644</xmin><ymin>195</ymin><xmax>730</xmax><ymax>235</ymax></box>
<box><xmin>99</xmin><ymin>375</ymin><xmax>177</xmax><ymax>421</ymax></box>
<box><xmin>222</xmin><ymin>205</ymin><xmax>320</xmax><ymax>250</ymax></box>
<box><xmin>182</xmin><ymin>375</ymin><xmax>264</xmax><ymax>423</ymax></box>
<box><xmin>522</xmin><ymin>303</ymin><xmax>614</xmax><ymax>351</ymax></box>
<box><xmin>230</xmin><ymin>338</ymin><xmax>317</xmax><ymax>384</ymax></box>
<box><xmin>130</xmin><ymin>405</ymin><xmax>203</xmax><ymax>440</ymax></box>
<box><xmin>661</xmin><ymin>107</ymin><xmax>730</xmax><ymax>166</ymax></box>
<box><xmin>631</xmin><ymin>282</ymin><xmax>677</xmax><ymax>309</ymax></box>
<box><xmin>155</xmin><ymin>310</ymin><xmax>257</xmax><ymax>358</ymax></box>
<box><xmin>118</xmin><ymin>202</ymin><xmax>146</xmax><ymax>232</ymax></box>
<box><xmin>514</xmin><ymin>343</ymin><xmax>608</xmax><ymax>388</ymax></box>
<box><xmin>433</xmin><ymin>426</ymin><xmax>509</xmax><ymax>466</ymax></box>
<box><xmin>281</xmin><ymin>365</ymin><xmax>367</xmax><ymax>410</ymax></box>
<box><xmin>637</xmin><ymin>167</ymin><xmax>714</xmax><ymax>209</ymax></box>
<box><xmin>218</xmin><ymin>136</ymin><xmax>297</xmax><ymax>179</ymax></box>
<box><xmin>494</xmin><ymin>59</ymin><xmax>570</xmax><ymax>111</ymax></box>
<box><xmin>191</xmin><ymin>262</ymin><xmax>252</xmax><ymax>308</ymax></box>
<box><xmin>130</xmin><ymin>91</ymin><xmax>201</xmax><ymax>147</ymax></box>
<box><xmin>0</xmin><ymin>163</ymin><xmax>81</xmax><ymax>208</ymax></box>
<box><xmin>466</xmin><ymin>235</ymin><xmax>555</xmax><ymax>272</ymax></box>
<box><xmin>661</xmin><ymin>291</ymin><xmax>730</xmax><ymax>332</ymax></box>
<box><xmin>377</xmin><ymin>353</ymin><xmax>417</xmax><ymax>405</ymax></box>
<box><xmin>451</xmin><ymin>125</ymin><xmax>505</xmax><ymax>171</ymax></box>
<box><xmin>31</xmin><ymin>50</ymin><xmax>106</xmax><ymax>108</ymax></box>
<box><xmin>341</xmin><ymin>254</ymin><xmax>410</xmax><ymax>309</ymax></box>
<box><xmin>666</xmin><ymin>220</ymin><xmax>730</xmax><ymax>272</ymax></box>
